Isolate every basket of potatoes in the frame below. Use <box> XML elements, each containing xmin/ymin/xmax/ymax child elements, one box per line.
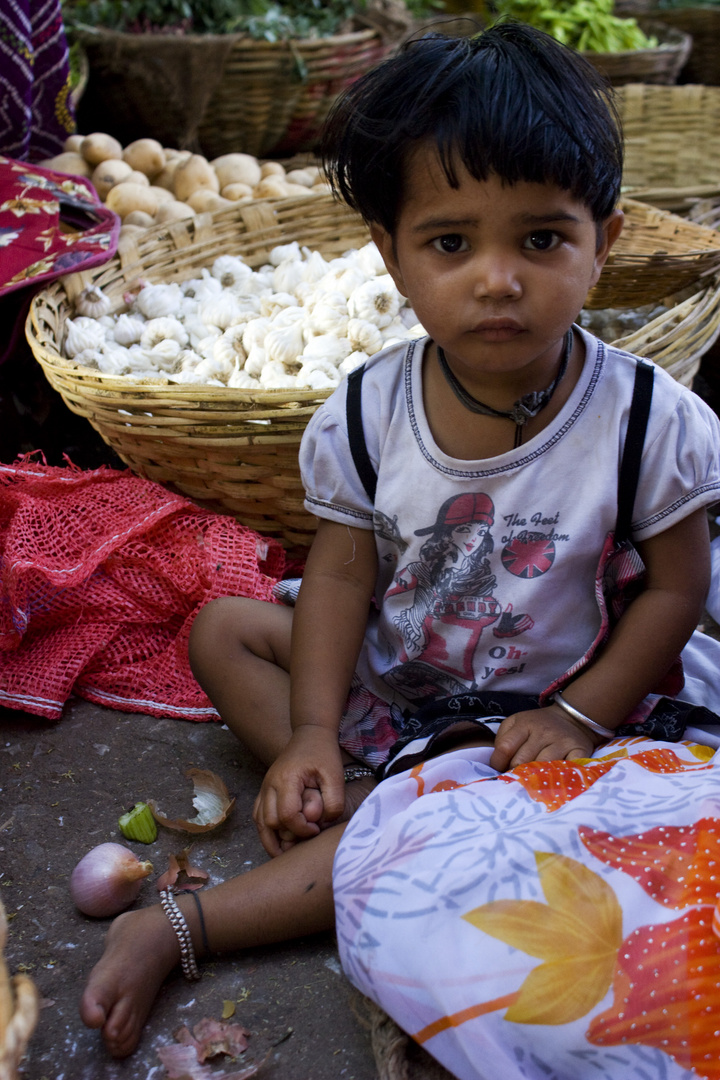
<box><xmin>42</xmin><ymin>132</ymin><xmax>330</xmax><ymax>235</ymax></box>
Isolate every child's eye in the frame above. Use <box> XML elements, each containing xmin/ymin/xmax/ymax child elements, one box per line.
<box><xmin>524</xmin><ymin>230</ymin><xmax>560</xmax><ymax>252</ymax></box>
<box><xmin>432</xmin><ymin>234</ymin><xmax>469</xmax><ymax>254</ymax></box>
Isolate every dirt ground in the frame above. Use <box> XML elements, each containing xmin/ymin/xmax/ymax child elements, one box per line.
<box><xmin>1</xmin><ymin>699</ymin><xmax>385</xmax><ymax>1080</ymax></box>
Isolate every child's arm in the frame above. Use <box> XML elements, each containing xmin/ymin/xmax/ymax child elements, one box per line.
<box><xmin>254</xmin><ymin>518</ymin><xmax>377</xmax><ymax>855</ymax></box>
<box><xmin>490</xmin><ymin>507</ymin><xmax>712</xmax><ymax>771</ymax></box>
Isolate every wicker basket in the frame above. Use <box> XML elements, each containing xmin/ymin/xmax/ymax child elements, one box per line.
<box><xmin>581</xmin><ymin>19</ymin><xmax>692</xmax><ymax>84</ymax></box>
<box><xmin>617</xmin><ymin>82</ymin><xmax>720</xmax><ymax>210</ymax></box>
<box><xmin>586</xmin><ymin>197</ymin><xmax>720</xmax><ymax>308</ymax></box>
<box><xmin>649</xmin><ymin>6</ymin><xmax>720</xmax><ymax>84</ymax></box>
<box><xmin>75</xmin><ymin>25</ymin><xmax>387</xmax><ymax>159</ymax></box>
<box><xmin>25</xmin><ymin>196</ymin><xmax>720</xmax><ymax>552</ymax></box>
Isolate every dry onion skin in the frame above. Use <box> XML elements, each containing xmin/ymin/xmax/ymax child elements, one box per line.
<box><xmin>70</xmin><ymin>842</ymin><xmax>153</xmax><ymax>918</ymax></box>
<box><xmin>149</xmin><ymin>768</ymin><xmax>235</xmax><ymax>833</ymax></box>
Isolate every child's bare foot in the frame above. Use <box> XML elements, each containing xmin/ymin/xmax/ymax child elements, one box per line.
<box><xmin>79</xmin><ymin>905</ymin><xmax>181</xmax><ymax>1058</ymax></box>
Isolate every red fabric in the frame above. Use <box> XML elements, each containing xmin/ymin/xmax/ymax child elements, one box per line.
<box><xmin>0</xmin><ymin>156</ymin><xmax>119</xmax><ymax>298</ymax></box>
<box><xmin>0</xmin><ymin>456</ymin><xmax>285</xmax><ymax>720</ymax></box>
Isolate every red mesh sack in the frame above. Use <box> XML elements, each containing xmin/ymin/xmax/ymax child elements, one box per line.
<box><xmin>0</xmin><ymin>456</ymin><xmax>285</xmax><ymax>720</ymax></box>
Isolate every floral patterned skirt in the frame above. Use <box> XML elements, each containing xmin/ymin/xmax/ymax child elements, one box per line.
<box><xmin>334</xmin><ymin>733</ymin><xmax>720</xmax><ymax>1080</ymax></box>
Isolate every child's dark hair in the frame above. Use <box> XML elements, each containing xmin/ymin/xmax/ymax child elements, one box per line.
<box><xmin>320</xmin><ymin>21</ymin><xmax>623</xmax><ymax>232</ymax></box>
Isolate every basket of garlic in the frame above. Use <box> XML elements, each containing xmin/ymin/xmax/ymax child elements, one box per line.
<box><xmin>26</xmin><ymin>193</ymin><xmax>720</xmax><ymax>553</ymax></box>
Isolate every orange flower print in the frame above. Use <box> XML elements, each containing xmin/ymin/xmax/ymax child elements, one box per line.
<box><xmin>498</xmin><ymin>758</ymin><xmax>616</xmax><ymax>811</ymax></box>
<box><xmin>588</xmin><ymin>906</ymin><xmax>720</xmax><ymax>1079</ymax></box>
<box><xmin>580</xmin><ymin>818</ymin><xmax>720</xmax><ymax>910</ymax></box>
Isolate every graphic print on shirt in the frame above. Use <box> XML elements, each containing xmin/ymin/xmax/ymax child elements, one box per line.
<box><xmin>382</xmin><ymin>493</ymin><xmax>535</xmax><ymax>701</ymax></box>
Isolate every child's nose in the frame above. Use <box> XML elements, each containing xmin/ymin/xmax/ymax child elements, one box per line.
<box><xmin>472</xmin><ymin>253</ymin><xmax>522</xmax><ymax>300</ymax></box>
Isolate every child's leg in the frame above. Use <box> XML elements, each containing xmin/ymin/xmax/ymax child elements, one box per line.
<box><xmin>80</xmin><ymin>823</ymin><xmax>345</xmax><ymax>1058</ymax></box>
<box><xmin>189</xmin><ymin>597</ymin><xmax>377</xmax><ymax>844</ymax></box>
<box><xmin>189</xmin><ymin>596</ymin><xmax>294</xmax><ymax>764</ymax></box>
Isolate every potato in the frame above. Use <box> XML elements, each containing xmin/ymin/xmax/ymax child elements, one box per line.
<box><xmin>173</xmin><ymin>154</ymin><xmax>219</xmax><ymax>201</ymax></box>
<box><xmin>220</xmin><ymin>182</ymin><xmax>254</xmax><ymax>201</ymax></box>
<box><xmin>186</xmin><ymin>189</ymin><xmax>231</xmax><ymax>213</ymax></box>
<box><xmin>260</xmin><ymin>161</ymin><xmax>285</xmax><ymax>179</ymax></box>
<box><xmin>125</xmin><ymin>170</ymin><xmax>150</xmax><ymax>187</ymax></box>
<box><xmin>151</xmin><ymin>186</ymin><xmax>175</xmax><ymax>205</ymax></box>
<box><xmin>154</xmin><ymin>201</ymin><xmax>195</xmax><ymax>223</ymax></box>
<box><xmin>253</xmin><ymin>177</ymin><xmax>290</xmax><ymax>199</ymax></box>
<box><xmin>40</xmin><ymin>152</ymin><xmax>92</xmax><ymax>178</ymax></box>
<box><xmin>91</xmin><ymin>158</ymin><xmax>133</xmax><ymax>199</ymax></box>
<box><xmin>211</xmin><ymin>152</ymin><xmax>261</xmax><ymax>190</ymax></box>
<box><xmin>123</xmin><ymin>210</ymin><xmax>155</xmax><ymax>227</ymax></box>
<box><xmin>64</xmin><ymin>134</ymin><xmax>85</xmax><ymax>154</ymax></box>
<box><xmin>122</xmin><ymin>138</ymin><xmax>166</xmax><ymax>178</ymax></box>
<box><xmin>105</xmin><ymin>181</ymin><xmax>161</xmax><ymax>218</ymax></box>
<box><xmin>285</xmin><ymin>169</ymin><xmax>314</xmax><ymax>188</ymax></box>
<box><xmin>284</xmin><ymin>182</ymin><xmax>316</xmax><ymax>197</ymax></box>
<box><xmin>81</xmin><ymin>132</ymin><xmax>124</xmax><ymax>165</ymax></box>
<box><xmin>152</xmin><ymin>159</ymin><xmax>183</xmax><ymax>191</ymax></box>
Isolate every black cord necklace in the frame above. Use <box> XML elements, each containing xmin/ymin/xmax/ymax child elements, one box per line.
<box><xmin>436</xmin><ymin>328</ymin><xmax>574</xmax><ymax>448</ymax></box>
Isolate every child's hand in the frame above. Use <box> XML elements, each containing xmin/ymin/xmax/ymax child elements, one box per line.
<box><xmin>489</xmin><ymin>705</ymin><xmax>604</xmax><ymax>773</ymax></box>
<box><xmin>253</xmin><ymin>726</ymin><xmax>344</xmax><ymax>857</ymax></box>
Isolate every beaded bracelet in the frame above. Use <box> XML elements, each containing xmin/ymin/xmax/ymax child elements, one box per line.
<box><xmin>343</xmin><ymin>764</ymin><xmax>376</xmax><ymax>783</ymax></box>
<box><xmin>159</xmin><ymin>889</ymin><xmax>201</xmax><ymax>981</ymax></box>
<box><xmin>550</xmin><ymin>691</ymin><xmax>615</xmax><ymax>739</ymax></box>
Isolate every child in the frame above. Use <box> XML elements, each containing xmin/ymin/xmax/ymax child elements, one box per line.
<box><xmin>80</xmin><ymin>22</ymin><xmax>720</xmax><ymax>1063</ymax></box>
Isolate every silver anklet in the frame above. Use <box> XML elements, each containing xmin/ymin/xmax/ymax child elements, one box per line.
<box><xmin>343</xmin><ymin>764</ymin><xmax>376</xmax><ymax>783</ymax></box>
<box><xmin>550</xmin><ymin>691</ymin><xmax>615</xmax><ymax>739</ymax></box>
<box><xmin>159</xmin><ymin>890</ymin><xmax>201</xmax><ymax>981</ymax></box>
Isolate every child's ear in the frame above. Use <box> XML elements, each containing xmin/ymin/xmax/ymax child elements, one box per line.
<box><xmin>590</xmin><ymin>208</ymin><xmax>624</xmax><ymax>286</ymax></box>
<box><xmin>369</xmin><ymin>223</ymin><xmax>408</xmax><ymax>297</ymax></box>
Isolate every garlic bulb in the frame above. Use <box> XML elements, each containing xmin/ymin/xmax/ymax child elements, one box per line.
<box><xmin>135</xmin><ymin>282</ymin><xmax>183</xmax><ymax>319</ymax></box>
<box><xmin>64</xmin><ymin>317</ymin><xmax>108</xmax><ymax>358</ymax></box>
<box><xmin>302</xmin><ymin>334</ymin><xmax>351</xmax><ymax>366</ymax></box>
<box><xmin>244</xmin><ymin>344</ymin><xmax>267</xmax><ymax>377</ymax></box>
<box><xmin>260</xmin><ymin>360</ymin><xmax>296</xmax><ymax>388</ymax></box>
<box><xmin>269</xmin><ymin>241</ymin><xmax>302</xmax><ymax>266</ymax></box>
<box><xmin>356</xmin><ymin>241</ymin><xmax>387</xmax><ymax>277</ymax></box>
<box><xmin>70</xmin><ymin>842</ymin><xmax>152</xmax><ymax>917</ymax></box>
<box><xmin>242</xmin><ymin>317</ymin><xmax>272</xmax><ymax>353</ymax></box>
<box><xmin>199</xmin><ymin>292</ymin><xmax>244</xmax><ymax>330</ymax></box>
<box><xmin>308</xmin><ymin>291</ymin><xmax>348</xmax><ymax>337</ymax></box>
<box><xmin>228</xmin><ymin>368</ymin><xmax>261</xmax><ymax>389</ymax></box>
<box><xmin>112</xmin><ymin>314</ymin><xmax>145</xmax><ymax>347</ymax></box>
<box><xmin>260</xmin><ymin>291</ymin><xmax>297</xmax><ymax>319</ymax></box>
<box><xmin>339</xmin><ymin>351</ymin><xmax>369</xmax><ymax>377</ymax></box>
<box><xmin>348</xmin><ymin>276</ymin><xmax>400</xmax><ymax>328</ymax></box>
<box><xmin>140</xmin><ymin>317</ymin><xmax>188</xmax><ymax>350</ymax></box>
<box><xmin>213</xmin><ymin>326</ymin><xmax>246</xmax><ymax>368</ymax></box>
<box><xmin>75</xmin><ymin>285</ymin><xmax>113</xmax><ymax>319</ymax></box>
<box><xmin>211</xmin><ymin>255</ymin><xmax>253</xmax><ymax>291</ymax></box>
<box><xmin>193</xmin><ymin>354</ymin><xmax>234</xmax><ymax>383</ymax></box>
<box><xmin>264</xmin><ymin>319</ymin><xmax>306</xmax><ymax>365</ymax></box>
<box><xmin>272</xmin><ymin>259</ymin><xmax>307</xmax><ymax>296</ymax></box>
<box><xmin>150</xmin><ymin>339</ymin><xmax>183</xmax><ymax>369</ymax></box>
<box><xmin>347</xmin><ymin>318</ymin><xmax>383</xmax><ymax>356</ymax></box>
<box><xmin>182</xmin><ymin>274</ymin><xmax>222</xmax><ymax>302</ymax></box>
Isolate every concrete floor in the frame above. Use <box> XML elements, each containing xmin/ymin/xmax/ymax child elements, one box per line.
<box><xmin>0</xmin><ymin>699</ymin><xmax>385</xmax><ymax>1080</ymax></box>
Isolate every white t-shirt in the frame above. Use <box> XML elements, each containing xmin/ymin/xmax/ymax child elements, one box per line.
<box><xmin>300</xmin><ymin>328</ymin><xmax>720</xmax><ymax>715</ymax></box>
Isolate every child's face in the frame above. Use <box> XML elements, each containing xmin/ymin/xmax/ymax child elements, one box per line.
<box><xmin>370</xmin><ymin>144</ymin><xmax>623</xmax><ymax>389</ymax></box>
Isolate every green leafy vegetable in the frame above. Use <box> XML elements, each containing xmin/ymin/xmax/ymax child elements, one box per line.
<box><xmin>492</xmin><ymin>0</ymin><xmax>658</xmax><ymax>51</ymax></box>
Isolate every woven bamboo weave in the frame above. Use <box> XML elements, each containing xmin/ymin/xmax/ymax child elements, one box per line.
<box><xmin>649</xmin><ymin>6</ymin><xmax>720</xmax><ymax>84</ymax></box>
<box><xmin>581</xmin><ymin>19</ymin><xmax>691</xmax><ymax>85</ymax></box>
<box><xmin>617</xmin><ymin>83</ymin><xmax>720</xmax><ymax>210</ymax></box>
<box><xmin>586</xmin><ymin>197</ymin><xmax>720</xmax><ymax>308</ymax></box>
<box><xmin>198</xmin><ymin>29</ymin><xmax>388</xmax><ymax>158</ymax></box>
<box><xmin>26</xmin><ymin>196</ymin><xmax>720</xmax><ymax>552</ymax></box>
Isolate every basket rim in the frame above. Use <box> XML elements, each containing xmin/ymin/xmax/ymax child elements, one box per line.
<box><xmin>74</xmin><ymin>23</ymin><xmax>382</xmax><ymax>49</ymax></box>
